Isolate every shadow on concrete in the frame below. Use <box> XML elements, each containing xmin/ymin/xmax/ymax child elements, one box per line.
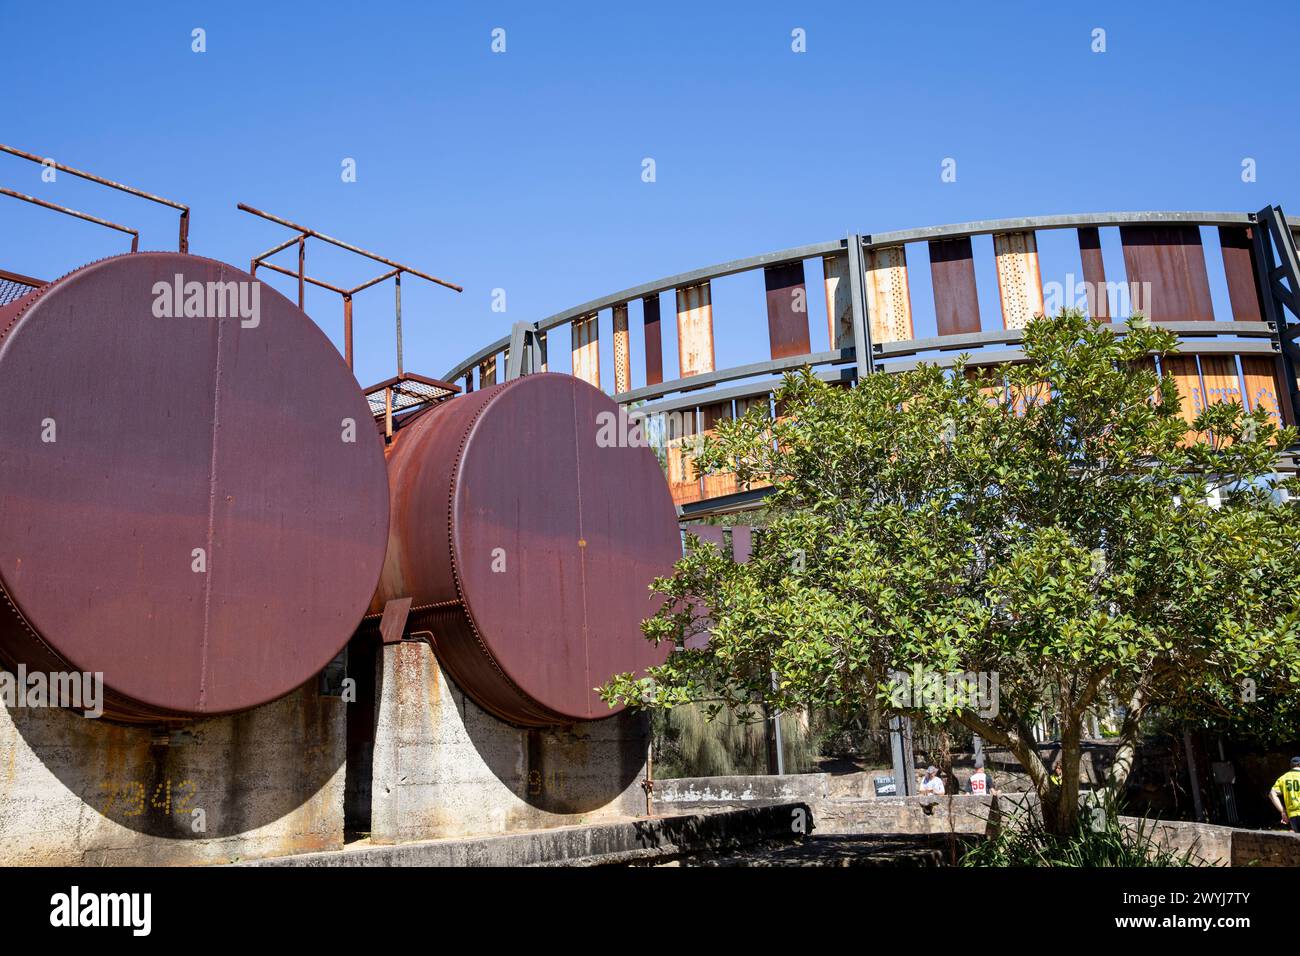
<box><xmin>2</xmin><ymin>682</ymin><xmax>344</xmax><ymax>840</ymax></box>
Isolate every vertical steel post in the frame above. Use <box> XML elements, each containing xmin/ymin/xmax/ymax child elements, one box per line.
<box><xmin>343</xmin><ymin>294</ymin><xmax>354</xmax><ymax>371</ymax></box>
<box><xmin>394</xmin><ymin>271</ymin><xmax>404</xmax><ymax>376</ymax></box>
<box><xmin>296</xmin><ymin>235</ymin><xmax>306</xmax><ymax>309</ymax></box>
<box><xmin>845</xmin><ymin>233</ymin><xmax>875</xmax><ymax>383</ymax></box>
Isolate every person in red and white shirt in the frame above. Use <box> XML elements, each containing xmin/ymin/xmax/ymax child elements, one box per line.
<box><xmin>968</xmin><ymin>757</ymin><xmax>997</xmax><ymax>795</ymax></box>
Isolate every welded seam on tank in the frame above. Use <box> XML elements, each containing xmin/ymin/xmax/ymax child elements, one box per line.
<box><xmin>571</xmin><ymin>377</ymin><xmax>592</xmax><ymax>720</ymax></box>
<box><xmin>197</xmin><ymin>301</ymin><xmax>227</xmax><ymax>711</ymax></box>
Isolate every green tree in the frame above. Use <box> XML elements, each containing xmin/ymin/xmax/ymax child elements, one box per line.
<box><xmin>603</xmin><ymin>311</ymin><xmax>1300</xmax><ymax>835</ymax></box>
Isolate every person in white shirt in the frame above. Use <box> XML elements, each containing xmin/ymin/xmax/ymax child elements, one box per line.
<box><xmin>919</xmin><ymin>765</ymin><xmax>945</xmax><ymax>795</ymax></box>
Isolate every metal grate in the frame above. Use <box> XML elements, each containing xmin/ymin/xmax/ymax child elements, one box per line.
<box><xmin>0</xmin><ymin>275</ymin><xmax>39</xmax><ymax>308</ymax></box>
<box><xmin>365</xmin><ymin>375</ymin><xmax>456</xmax><ymax>419</ymax></box>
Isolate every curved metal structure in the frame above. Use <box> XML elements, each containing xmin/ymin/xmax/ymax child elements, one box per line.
<box><xmin>0</xmin><ymin>253</ymin><xmax>390</xmax><ymax>722</ymax></box>
<box><xmin>445</xmin><ymin>209</ymin><xmax>1300</xmax><ymax>515</ymax></box>
<box><xmin>370</xmin><ymin>373</ymin><xmax>679</xmax><ymax>726</ymax></box>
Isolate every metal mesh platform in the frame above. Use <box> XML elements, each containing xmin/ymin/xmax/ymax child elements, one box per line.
<box><xmin>364</xmin><ymin>372</ymin><xmax>459</xmax><ymax>419</ymax></box>
<box><xmin>0</xmin><ymin>271</ymin><xmax>40</xmax><ymax>308</ymax></box>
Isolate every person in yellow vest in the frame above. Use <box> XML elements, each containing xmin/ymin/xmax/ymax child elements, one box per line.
<box><xmin>1268</xmin><ymin>756</ymin><xmax>1300</xmax><ymax>831</ymax></box>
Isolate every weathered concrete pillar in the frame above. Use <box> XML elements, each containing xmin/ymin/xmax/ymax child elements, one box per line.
<box><xmin>370</xmin><ymin>640</ymin><xmax>648</xmax><ymax>845</ymax></box>
<box><xmin>0</xmin><ymin>683</ymin><xmax>345</xmax><ymax>865</ymax></box>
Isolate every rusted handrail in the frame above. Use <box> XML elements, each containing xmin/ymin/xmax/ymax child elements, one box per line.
<box><xmin>239</xmin><ymin>203</ymin><xmax>462</xmax><ymax>374</ymax></box>
<box><xmin>0</xmin><ymin>143</ymin><xmax>189</xmax><ymax>252</ymax></box>
<box><xmin>0</xmin><ymin>186</ymin><xmax>139</xmax><ymax>252</ymax></box>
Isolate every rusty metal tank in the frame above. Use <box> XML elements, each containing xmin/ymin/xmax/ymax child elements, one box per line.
<box><xmin>371</xmin><ymin>372</ymin><xmax>679</xmax><ymax>726</ymax></box>
<box><xmin>0</xmin><ymin>252</ymin><xmax>390</xmax><ymax>722</ymax></box>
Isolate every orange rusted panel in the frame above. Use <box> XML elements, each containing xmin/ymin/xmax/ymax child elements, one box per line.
<box><xmin>1160</xmin><ymin>355</ymin><xmax>1205</xmax><ymax>441</ymax></box>
<box><xmin>1199</xmin><ymin>355</ymin><xmax>1244</xmax><ymax>410</ymax></box>
<box><xmin>571</xmin><ymin>312</ymin><xmax>600</xmax><ymax>388</ymax></box>
<box><xmin>699</xmin><ymin>401</ymin><xmax>738</xmax><ymax>499</ymax></box>
<box><xmin>676</xmin><ymin>283</ymin><xmax>715</xmax><ymax>377</ymax></box>
<box><xmin>665</xmin><ymin>408</ymin><xmax>702</xmax><ymax>505</ymax></box>
<box><xmin>734</xmin><ymin>395</ymin><xmax>772</xmax><ymax>491</ymax></box>
<box><xmin>864</xmin><ymin>245</ymin><xmax>914</xmax><ymax>344</ymax></box>
<box><xmin>822</xmin><ymin>254</ymin><xmax>854</xmax><ymax>350</ymax></box>
<box><xmin>612</xmin><ymin>303</ymin><xmax>631</xmax><ymax>394</ymax></box>
<box><xmin>994</xmin><ymin>232</ymin><xmax>1045</xmax><ymax>330</ymax></box>
<box><xmin>1240</xmin><ymin>356</ymin><xmax>1284</xmax><ymax>429</ymax></box>
<box><xmin>480</xmin><ymin>354</ymin><xmax>498</xmax><ymax>386</ymax></box>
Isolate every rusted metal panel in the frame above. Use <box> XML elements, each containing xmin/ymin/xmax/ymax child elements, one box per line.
<box><xmin>1218</xmin><ymin>226</ymin><xmax>1264</xmax><ymax>323</ymax></box>
<box><xmin>480</xmin><ymin>354</ymin><xmax>498</xmax><ymax>386</ymax></box>
<box><xmin>863</xmin><ymin>245</ymin><xmax>914</xmax><ymax>344</ymax></box>
<box><xmin>675</xmin><ymin>283</ymin><xmax>715</xmax><ymax>377</ymax></box>
<box><xmin>929</xmin><ymin>237</ymin><xmax>981</xmax><ymax>336</ymax></box>
<box><xmin>643</xmin><ymin>295</ymin><xmax>663</xmax><ymax>386</ymax></box>
<box><xmin>1240</xmin><ymin>356</ymin><xmax>1284</xmax><ymax>428</ymax></box>
<box><xmin>570</xmin><ymin>312</ymin><xmax>600</xmax><ymax>388</ymax></box>
<box><xmin>822</xmin><ymin>254</ymin><xmax>854</xmax><ymax>350</ymax></box>
<box><xmin>612</xmin><ymin>303</ymin><xmax>632</xmax><ymax>393</ymax></box>
<box><xmin>372</xmin><ymin>374</ymin><xmax>678</xmax><ymax>725</ymax></box>
<box><xmin>1120</xmin><ymin>225</ymin><xmax>1214</xmax><ymax>322</ymax></box>
<box><xmin>665</xmin><ymin>407</ymin><xmax>703</xmax><ymax>505</ymax></box>
<box><xmin>1077</xmin><ymin>227</ymin><xmax>1109</xmax><ymax>321</ymax></box>
<box><xmin>993</xmin><ymin>231</ymin><xmax>1045</xmax><ymax>330</ymax></box>
<box><xmin>699</xmin><ymin>401</ymin><xmax>738</xmax><ymax>499</ymax></box>
<box><xmin>0</xmin><ymin>253</ymin><xmax>389</xmax><ymax>721</ymax></box>
<box><xmin>1198</xmin><ymin>355</ymin><xmax>1244</xmax><ymax>408</ymax></box>
<box><xmin>1160</xmin><ymin>355</ymin><xmax>1205</xmax><ymax>441</ymax></box>
<box><xmin>763</xmin><ymin>262</ymin><xmax>811</xmax><ymax>360</ymax></box>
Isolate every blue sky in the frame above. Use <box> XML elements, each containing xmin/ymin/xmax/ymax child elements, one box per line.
<box><xmin>2</xmin><ymin>0</ymin><xmax>1297</xmax><ymax>390</ymax></box>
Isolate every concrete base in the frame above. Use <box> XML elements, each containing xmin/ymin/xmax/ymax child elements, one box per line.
<box><xmin>0</xmin><ymin>683</ymin><xmax>345</xmax><ymax>866</ymax></box>
<box><xmin>369</xmin><ymin>640</ymin><xmax>648</xmax><ymax>843</ymax></box>
<box><xmin>248</xmin><ymin>804</ymin><xmax>808</xmax><ymax>867</ymax></box>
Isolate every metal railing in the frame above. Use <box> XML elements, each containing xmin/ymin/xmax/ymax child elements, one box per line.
<box><xmin>443</xmin><ymin>208</ymin><xmax>1300</xmax><ymax>515</ymax></box>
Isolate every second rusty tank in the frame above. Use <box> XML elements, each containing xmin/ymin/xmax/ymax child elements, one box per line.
<box><xmin>371</xmin><ymin>373</ymin><xmax>680</xmax><ymax>726</ymax></box>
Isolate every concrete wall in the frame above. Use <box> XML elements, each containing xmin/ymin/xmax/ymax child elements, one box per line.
<box><xmin>369</xmin><ymin>640</ymin><xmax>648</xmax><ymax>843</ymax></box>
<box><xmin>0</xmin><ymin>683</ymin><xmax>345</xmax><ymax>866</ymax></box>
<box><xmin>1146</xmin><ymin>819</ymin><xmax>1300</xmax><ymax>867</ymax></box>
<box><xmin>653</xmin><ymin>773</ymin><xmax>830</xmax><ymax>808</ymax></box>
<box><xmin>655</xmin><ymin>773</ymin><xmax>1300</xmax><ymax>867</ymax></box>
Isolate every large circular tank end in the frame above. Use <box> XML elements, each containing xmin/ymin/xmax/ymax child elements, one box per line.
<box><xmin>0</xmin><ymin>252</ymin><xmax>390</xmax><ymax>722</ymax></box>
<box><xmin>374</xmin><ymin>373</ymin><xmax>680</xmax><ymax>726</ymax></box>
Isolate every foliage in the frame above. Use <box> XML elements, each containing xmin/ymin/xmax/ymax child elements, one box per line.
<box><xmin>603</xmin><ymin>311</ymin><xmax>1300</xmax><ymax>834</ymax></box>
<box><xmin>962</xmin><ymin>790</ymin><xmax>1207</xmax><ymax>867</ymax></box>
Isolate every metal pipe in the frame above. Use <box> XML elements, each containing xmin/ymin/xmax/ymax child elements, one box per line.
<box><xmin>0</xmin><ymin>143</ymin><xmax>189</xmax><ymax>251</ymax></box>
<box><xmin>236</xmin><ymin>203</ymin><xmax>463</xmax><ymax>292</ymax></box>
<box><xmin>0</xmin><ymin>186</ymin><xmax>139</xmax><ymax>250</ymax></box>
<box><xmin>349</xmin><ymin>268</ymin><xmax>401</xmax><ymax>296</ymax></box>
<box><xmin>251</xmin><ymin>234</ymin><xmax>302</xmax><ymax>266</ymax></box>
<box><xmin>252</xmin><ymin>260</ymin><xmax>351</xmax><ymax>295</ymax></box>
